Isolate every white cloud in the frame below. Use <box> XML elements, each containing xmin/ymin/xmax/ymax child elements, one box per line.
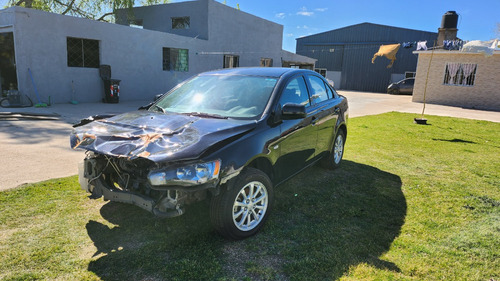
<box><xmin>296</xmin><ymin>25</ymin><xmax>309</xmax><ymax>29</ymax></box>
<box><xmin>275</xmin><ymin>12</ymin><xmax>286</xmax><ymax>19</ymax></box>
<box><xmin>315</xmin><ymin>8</ymin><xmax>328</xmax><ymax>12</ymax></box>
<box><xmin>286</xmin><ymin>33</ymin><xmax>294</xmax><ymax>37</ymax></box>
<box><xmin>297</xmin><ymin>6</ymin><xmax>314</xmax><ymax>16</ymax></box>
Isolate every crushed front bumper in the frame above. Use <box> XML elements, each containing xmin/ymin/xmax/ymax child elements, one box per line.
<box><xmin>78</xmin><ymin>161</ymin><xmax>184</xmax><ymax>218</ymax></box>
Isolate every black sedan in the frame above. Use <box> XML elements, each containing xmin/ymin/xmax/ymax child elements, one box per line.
<box><xmin>71</xmin><ymin>67</ymin><xmax>348</xmax><ymax>239</ymax></box>
<box><xmin>387</xmin><ymin>77</ymin><xmax>415</xmax><ymax>95</ymax></box>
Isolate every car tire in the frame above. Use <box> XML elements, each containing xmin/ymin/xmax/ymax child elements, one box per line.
<box><xmin>320</xmin><ymin>129</ymin><xmax>345</xmax><ymax>170</ymax></box>
<box><xmin>210</xmin><ymin>168</ymin><xmax>274</xmax><ymax>240</ymax></box>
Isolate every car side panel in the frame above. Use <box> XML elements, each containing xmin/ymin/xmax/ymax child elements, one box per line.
<box><xmin>202</xmin><ymin>123</ymin><xmax>281</xmax><ymax>183</ymax></box>
<box><xmin>313</xmin><ymin>98</ymin><xmax>342</xmax><ymax>154</ymax></box>
<box><xmin>273</xmin><ymin>110</ymin><xmax>318</xmax><ymax>183</ymax></box>
<box><xmin>303</xmin><ymin>74</ymin><xmax>343</xmax><ymax>155</ymax></box>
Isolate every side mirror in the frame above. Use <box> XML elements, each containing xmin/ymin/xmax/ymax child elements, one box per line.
<box><xmin>282</xmin><ymin>103</ymin><xmax>306</xmax><ymax>119</ymax></box>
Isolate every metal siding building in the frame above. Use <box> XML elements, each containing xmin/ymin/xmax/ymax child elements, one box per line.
<box><xmin>296</xmin><ymin>23</ymin><xmax>438</xmax><ymax>93</ymax></box>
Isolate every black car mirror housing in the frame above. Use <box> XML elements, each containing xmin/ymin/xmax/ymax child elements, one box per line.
<box><xmin>282</xmin><ymin>103</ymin><xmax>306</xmax><ymax>120</ymax></box>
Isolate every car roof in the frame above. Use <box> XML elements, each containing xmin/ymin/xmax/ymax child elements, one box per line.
<box><xmin>200</xmin><ymin>67</ymin><xmax>316</xmax><ymax>78</ymax></box>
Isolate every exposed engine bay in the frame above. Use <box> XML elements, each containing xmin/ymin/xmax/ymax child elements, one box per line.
<box><xmin>80</xmin><ymin>152</ymin><xmax>208</xmax><ymax>218</ymax></box>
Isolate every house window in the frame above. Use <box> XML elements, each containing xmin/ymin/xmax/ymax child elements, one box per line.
<box><xmin>67</xmin><ymin>37</ymin><xmax>100</xmax><ymax>68</ymax></box>
<box><xmin>172</xmin><ymin>17</ymin><xmax>190</xmax><ymax>29</ymax></box>
<box><xmin>443</xmin><ymin>63</ymin><xmax>477</xmax><ymax>86</ymax></box>
<box><xmin>314</xmin><ymin>68</ymin><xmax>327</xmax><ymax>77</ymax></box>
<box><xmin>405</xmin><ymin>71</ymin><xmax>416</xmax><ymax>78</ymax></box>
<box><xmin>163</xmin><ymin>48</ymin><xmax>189</xmax><ymax>72</ymax></box>
<box><xmin>260</xmin><ymin>58</ymin><xmax>273</xmax><ymax>67</ymax></box>
<box><xmin>224</xmin><ymin>55</ymin><xmax>239</xmax><ymax>68</ymax></box>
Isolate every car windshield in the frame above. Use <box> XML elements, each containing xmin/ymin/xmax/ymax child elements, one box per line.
<box><xmin>151</xmin><ymin>74</ymin><xmax>278</xmax><ymax>119</ymax></box>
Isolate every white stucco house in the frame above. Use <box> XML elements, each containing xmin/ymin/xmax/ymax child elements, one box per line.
<box><xmin>0</xmin><ymin>0</ymin><xmax>315</xmax><ymax>103</ymax></box>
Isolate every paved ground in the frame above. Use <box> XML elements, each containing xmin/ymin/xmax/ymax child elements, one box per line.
<box><xmin>1</xmin><ymin>92</ymin><xmax>499</xmax><ymax>191</ymax></box>
<box><xmin>341</xmin><ymin>91</ymin><xmax>500</xmax><ymax>122</ymax></box>
<box><xmin>0</xmin><ymin>100</ymin><xmax>150</xmax><ymax>191</ymax></box>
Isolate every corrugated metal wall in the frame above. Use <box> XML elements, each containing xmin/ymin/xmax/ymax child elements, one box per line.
<box><xmin>297</xmin><ymin>23</ymin><xmax>438</xmax><ymax>92</ymax></box>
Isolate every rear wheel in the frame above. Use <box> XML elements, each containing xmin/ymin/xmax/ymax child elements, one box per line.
<box><xmin>210</xmin><ymin>168</ymin><xmax>273</xmax><ymax>240</ymax></box>
<box><xmin>320</xmin><ymin>129</ymin><xmax>345</xmax><ymax>170</ymax></box>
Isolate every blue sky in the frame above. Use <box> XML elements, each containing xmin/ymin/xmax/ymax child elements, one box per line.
<box><xmin>218</xmin><ymin>0</ymin><xmax>500</xmax><ymax>52</ymax></box>
<box><xmin>1</xmin><ymin>0</ymin><xmax>498</xmax><ymax>52</ymax></box>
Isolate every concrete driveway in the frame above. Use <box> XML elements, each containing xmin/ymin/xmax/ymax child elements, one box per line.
<box><xmin>0</xmin><ymin>100</ymin><xmax>150</xmax><ymax>191</ymax></box>
<box><xmin>1</xmin><ymin>92</ymin><xmax>499</xmax><ymax>191</ymax></box>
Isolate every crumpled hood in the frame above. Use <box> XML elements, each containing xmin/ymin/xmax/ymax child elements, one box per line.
<box><xmin>70</xmin><ymin>110</ymin><xmax>257</xmax><ymax>162</ymax></box>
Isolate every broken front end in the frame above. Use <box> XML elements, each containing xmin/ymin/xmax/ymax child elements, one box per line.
<box><xmin>71</xmin><ymin>111</ymin><xmax>255</xmax><ymax>219</ymax></box>
<box><xmin>79</xmin><ymin>152</ymin><xmax>220</xmax><ymax>218</ymax></box>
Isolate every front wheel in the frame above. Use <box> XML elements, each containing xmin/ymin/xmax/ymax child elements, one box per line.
<box><xmin>320</xmin><ymin>129</ymin><xmax>345</xmax><ymax>170</ymax></box>
<box><xmin>210</xmin><ymin>168</ymin><xmax>274</xmax><ymax>240</ymax></box>
<box><xmin>388</xmin><ymin>88</ymin><xmax>400</xmax><ymax>95</ymax></box>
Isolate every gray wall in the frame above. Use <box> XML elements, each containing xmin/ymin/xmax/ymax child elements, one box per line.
<box><xmin>115</xmin><ymin>0</ymin><xmax>209</xmax><ymax>40</ymax></box>
<box><xmin>326</xmin><ymin>71</ymin><xmax>341</xmax><ymax>89</ymax></box>
<box><xmin>297</xmin><ymin>23</ymin><xmax>437</xmax><ymax>92</ymax></box>
<box><xmin>206</xmin><ymin>0</ymin><xmax>285</xmax><ymax>68</ymax></box>
<box><xmin>6</xmin><ymin>7</ymin><xmax>208</xmax><ymax>103</ymax></box>
<box><xmin>1</xmin><ymin>1</ymin><xmax>314</xmax><ymax>104</ymax></box>
<box><xmin>118</xmin><ymin>0</ymin><xmax>288</xmax><ymax>69</ymax></box>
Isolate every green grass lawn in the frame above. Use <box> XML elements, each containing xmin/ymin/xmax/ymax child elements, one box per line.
<box><xmin>1</xmin><ymin>112</ymin><xmax>499</xmax><ymax>281</ymax></box>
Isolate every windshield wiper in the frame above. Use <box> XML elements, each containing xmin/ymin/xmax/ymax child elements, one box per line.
<box><xmin>184</xmin><ymin>112</ymin><xmax>228</xmax><ymax>119</ymax></box>
<box><xmin>152</xmin><ymin>105</ymin><xmax>165</xmax><ymax>113</ymax></box>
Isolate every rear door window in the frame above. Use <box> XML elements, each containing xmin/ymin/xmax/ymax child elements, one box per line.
<box><xmin>306</xmin><ymin>75</ymin><xmax>329</xmax><ymax>104</ymax></box>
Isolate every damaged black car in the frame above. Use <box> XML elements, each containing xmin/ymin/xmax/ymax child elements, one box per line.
<box><xmin>71</xmin><ymin>67</ymin><xmax>348</xmax><ymax>239</ymax></box>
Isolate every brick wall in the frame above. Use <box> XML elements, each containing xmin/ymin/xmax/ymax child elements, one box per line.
<box><xmin>412</xmin><ymin>51</ymin><xmax>500</xmax><ymax>111</ymax></box>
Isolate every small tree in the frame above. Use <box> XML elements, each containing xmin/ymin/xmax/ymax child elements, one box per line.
<box><xmin>8</xmin><ymin>0</ymin><xmax>169</xmax><ymax>22</ymax></box>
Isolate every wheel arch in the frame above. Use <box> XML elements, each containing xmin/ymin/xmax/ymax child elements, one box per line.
<box><xmin>246</xmin><ymin>157</ymin><xmax>275</xmax><ymax>184</ymax></box>
<box><xmin>328</xmin><ymin>122</ymin><xmax>347</xmax><ymax>153</ymax></box>
<box><xmin>338</xmin><ymin>123</ymin><xmax>347</xmax><ymax>140</ymax></box>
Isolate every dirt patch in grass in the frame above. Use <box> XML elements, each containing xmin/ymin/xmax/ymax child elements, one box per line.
<box><xmin>222</xmin><ymin>240</ymin><xmax>288</xmax><ymax>280</ymax></box>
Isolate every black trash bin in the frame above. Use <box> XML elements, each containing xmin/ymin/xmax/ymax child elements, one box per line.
<box><xmin>99</xmin><ymin>65</ymin><xmax>120</xmax><ymax>103</ymax></box>
<box><xmin>102</xmin><ymin>79</ymin><xmax>121</xmax><ymax>103</ymax></box>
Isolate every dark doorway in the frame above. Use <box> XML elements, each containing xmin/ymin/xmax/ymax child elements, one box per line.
<box><xmin>0</xmin><ymin>32</ymin><xmax>18</xmax><ymax>94</ymax></box>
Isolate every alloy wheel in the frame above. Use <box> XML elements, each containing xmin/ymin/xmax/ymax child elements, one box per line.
<box><xmin>334</xmin><ymin>134</ymin><xmax>344</xmax><ymax>164</ymax></box>
<box><xmin>232</xmin><ymin>181</ymin><xmax>268</xmax><ymax>231</ymax></box>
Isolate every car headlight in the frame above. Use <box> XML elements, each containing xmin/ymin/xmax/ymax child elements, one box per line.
<box><xmin>148</xmin><ymin>160</ymin><xmax>221</xmax><ymax>186</ymax></box>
